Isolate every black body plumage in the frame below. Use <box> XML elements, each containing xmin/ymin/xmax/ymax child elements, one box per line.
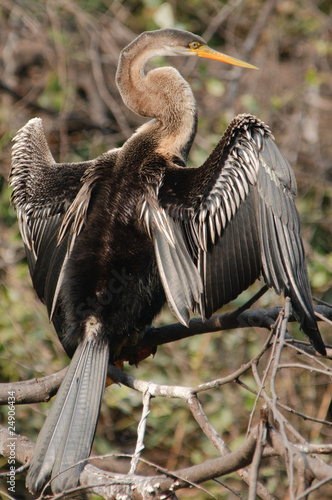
<box><xmin>9</xmin><ymin>28</ymin><xmax>325</xmax><ymax>494</ymax></box>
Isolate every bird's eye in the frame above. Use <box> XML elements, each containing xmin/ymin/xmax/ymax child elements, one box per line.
<box><xmin>190</xmin><ymin>42</ymin><xmax>200</xmax><ymax>50</ymax></box>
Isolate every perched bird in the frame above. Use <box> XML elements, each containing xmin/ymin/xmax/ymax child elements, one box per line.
<box><xmin>10</xmin><ymin>28</ymin><xmax>325</xmax><ymax>494</ymax></box>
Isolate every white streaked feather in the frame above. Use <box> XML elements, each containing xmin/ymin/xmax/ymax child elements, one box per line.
<box><xmin>233</xmin><ymin>167</ymin><xmax>249</xmax><ymax>199</ymax></box>
<box><xmin>227</xmin><ymin>177</ymin><xmax>241</xmax><ymax>209</ymax></box>
<box><xmin>214</xmin><ymin>209</ymin><xmax>222</xmax><ymax>237</ymax></box>
<box><xmin>153</xmin><ymin>232</ymin><xmax>190</xmax><ymax>325</ymax></box>
<box><xmin>208</xmin><ymin>214</ymin><xmax>216</xmax><ymax>244</ymax></box>
<box><xmin>219</xmin><ymin>204</ymin><xmax>227</xmax><ymax>229</ymax></box>
<box><xmin>151</xmin><ymin>209</ymin><xmax>175</xmax><ymax>247</ymax></box>
<box><xmin>50</xmin><ymin>233</ymin><xmax>75</xmax><ymax>320</ymax></box>
<box><xmin>144</xmin><ymin>208</ymin><xmax>152</xmax><ymax>238</ymax></box>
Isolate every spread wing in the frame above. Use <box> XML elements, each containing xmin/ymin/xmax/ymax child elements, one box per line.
<box><xmin>142</xmin><ymin>114</ymin><xmax>325</xmax><ymax>355</ymax></box>
<box><xmin>10</xmin><ymin>118</ymin><xmax>101</xmax><ymax>325</ymax></box>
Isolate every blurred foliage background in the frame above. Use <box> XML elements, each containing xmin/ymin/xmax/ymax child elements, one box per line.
<box><xmin>0</xmin><ymin>0</ymin><xmax>331</xmax><ymax>498</ymax></box>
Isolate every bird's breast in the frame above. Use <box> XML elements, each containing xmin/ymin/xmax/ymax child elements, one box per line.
<box><xmin>58</xmin><ymin>185</ymin><xmax>165</xmax><ymax>356</ymax></box>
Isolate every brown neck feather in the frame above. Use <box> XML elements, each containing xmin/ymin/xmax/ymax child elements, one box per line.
<box><xmin>116</xmin><ymin>35</ymin><xmax>197</xmax><ymax>159</ymax></box>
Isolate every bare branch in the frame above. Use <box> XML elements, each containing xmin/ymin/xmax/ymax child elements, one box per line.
<box><xmin>247</xmin><ymin>311</ymin><xmax>284</xmax><ymax>435</ymax></box>
<box><xmin>0</xmin><ymin>422</ymin><xmax>259</xmax><ymax>498</ymax></box>
<box><xmin>120</xmin><ymin>305</ymin><xmax>332</xmax><ymax>361</ymax></box>
<box><xmin>268</xmin><ymin>426</ymin><xmax>332</xmax><ymax>483</ymax></box>
<box><xmin>0</xmin><ymin>368</ymin><xmax>67</xmax><ymax>404</ymax></box>
<box><xmin>188</xmin><ymin>395</ymin><xmax>277</xmax><ymax>500</ymax></box>
<box><xmin>129</xmin><ymin>388</ymin><xmax>151</xmax><ymax>474</ymax></box>
<box><xmin>0</xmin><ymin>302</ymin><xmax>330</xmax><ymax>498</ymax></box>
<box><xmin>271</xmin><ymin>299</ymin><xmax>297</xmax><ymax>497</ymax></box>
<box><xmin>248</xmin><ymin>410</ymin><xmax>269</xmax><ymax>500</ymax></box>
<box><xmin>1</xmin><ymin>304</ymin><xmax>331</xmax><ymax>405</ymax></box>
<box><xmin>0</xmin><ymin>425</ymin><xmax>34</xmax><ymax>466</ymax></box>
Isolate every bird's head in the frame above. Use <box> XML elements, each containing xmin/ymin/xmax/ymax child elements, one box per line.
<box><xmin>137</xmin><ymin>28</ymin><xmax>258</xmax><ymax>70</ymax></box>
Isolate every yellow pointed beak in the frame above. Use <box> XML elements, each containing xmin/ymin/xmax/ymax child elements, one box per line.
<box><xmin>192</xmin><ymin>44</ymin><xmax>258</xmax><ymax>70</ymax></box>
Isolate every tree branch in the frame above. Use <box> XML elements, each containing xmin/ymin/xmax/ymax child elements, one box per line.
<box><xmin>0</xmin><ymin>423</ymin><xmax>259</xmax><ymax>498</ymax></box>
<box><xmin>0</xmin><ymin>368</ymin><xmax>67</xmax><ymax>405</ymax></box>
<box><xmin>1</xmin><ymin>305</ymin><xmax>331</xmax><ymax>405</ymax></box>
<box><xmin>1</xmin><ymin>422</ymin><xmax>332</xmax><ymax>500</ymax></box>
<box><xmin>120</xmin><ymin>304</ymin><xmax>332</xmax><ymax>361</ymax></box>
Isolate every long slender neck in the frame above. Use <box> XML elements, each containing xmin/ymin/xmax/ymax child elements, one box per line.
<box><xmin>116</xmin><ymin>36</ymin><xmax>197</xmax><ymax>160</ymax></box>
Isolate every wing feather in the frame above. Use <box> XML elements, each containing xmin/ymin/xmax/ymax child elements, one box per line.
<box><xmin>10</xmin><ymin>119</ymin><xmax>98</xmax><ymax>323</ymax></box>
<box><xmin>153</xmin><ymin>229</ymin><xmax>190</xmax><ymax>325</ymax></box>
<box><xmin>144</xmin><ymin>113</ymin><xmax>325</xmax><ymax>355</ymax></box>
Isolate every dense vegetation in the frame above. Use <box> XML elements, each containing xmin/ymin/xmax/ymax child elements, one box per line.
<box><xmin>0</xmin><ymin>1</ymin><xmax>331</xmax><ymax>498</ymax></box>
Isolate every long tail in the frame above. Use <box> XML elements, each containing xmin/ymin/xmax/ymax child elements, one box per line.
<box><xmin>26</xmin><ymin>336</ymin><xmax>109</xmax><ymax>494</ymax></box>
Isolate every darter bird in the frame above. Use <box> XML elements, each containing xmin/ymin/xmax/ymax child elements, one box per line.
<box><xmin>10</xmin><ymin>28</ymin><xmax>325</xmax><ymax>494</ymax></box>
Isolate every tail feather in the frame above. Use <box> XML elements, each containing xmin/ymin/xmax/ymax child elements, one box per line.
<box><xmin>26</xmin><ymin>336</ymin><xmax>109</xmax><ymax>494</ymax></box>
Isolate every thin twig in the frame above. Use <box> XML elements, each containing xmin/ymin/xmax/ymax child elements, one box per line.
<box><xmin>224</xmin><ymin>284</ymin><xmax>269</xmax><ymax>320</ymax></box>
<box><xmin>194</xmin><ymin>333</ymin><xmax>271</xmax><ymax>394</ymax></box>
<box><xmin>188</xmin><ymin>396</ymin><xmax>276</xmax><ymax>500</ymax></box>
<box><xmin>295</xmin><ymin>474</ymin><xmax>332</xmax><ymax>500</ymax></box>
<box><xmin>313</xmin><ymin>296</ymin><xmax>332</xmax><ymax>309</ymax></box>
<box><xmin>90</xmin><ymin>34</ymin><xmax>132</xmax><ymax>138</ymax></box>
<box><xmin>212</xmin><ymin>478</ymin><xmax>245</xmax><ymax>499</ymax></box>
<box><xmin>248</xmin><ymin>412</ymin><xmax>268</xmax><ymax>500</ymax></box>
<box><xmin>315</xmin><ymin>311</ymin><xmax>332</xmax><ymax>326</ymax></box>
<box><xmin>251</xmin><ymin>350</ymin><xmax>306</xmax><ymax>444</ymax></box>
<box><xmin>237</xmin><ymin>376</ymin><xmax>332</xmax><ymax>428</ymax></box>
<box><xmin>247</xmin><ymin>312</ymin><xmax>283</xmax><ymax>436</ymax></box>
<box><xmin>272</xmin><ymin>300</ymin><xmax>296</xmax><ymax>497</ymax></box>
<box><xmin>129</xmin><ymin>386</ymin><xmax>151</xmax><ymax>474</ymax></box>
<box><xmin>268</xmin><ymin>426</ymin><xmax>332</xmax><ymax>487</ymax></box>
<box><xmin>277</xmin><ymin>362</ymin><xmax>332</xmax><ymax>378</ymax></box>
